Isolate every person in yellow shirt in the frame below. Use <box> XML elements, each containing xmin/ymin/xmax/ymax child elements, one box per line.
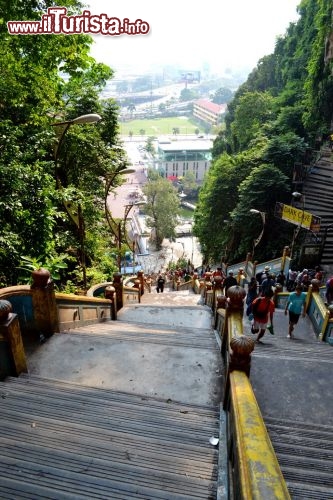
<box><xmin>236</xmin><ymin>268</ymin><xmax>246</xmax><ymax>287</ymax></box>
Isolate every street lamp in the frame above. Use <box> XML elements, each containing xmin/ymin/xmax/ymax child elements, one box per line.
<box><xmin>105</xmin><ymin>172</ymin><xmax>146</xmax><ymax>272</ymax></box>
<box><xmin>51</xmin><ymin>113</ymin><xmax>102</xmax><ymax>290</ymax></box>
<box><xmin>250</xmin><ymin>209</ymin><xmax>266</xmax><ymax>259</ymax></box>
<box><xmin>290</xmin><ymin>191</ymin><xmax>305</xmax><ymax>259</ymax></box>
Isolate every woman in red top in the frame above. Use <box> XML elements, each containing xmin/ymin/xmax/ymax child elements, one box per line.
<box><xmin>251</xmin><ymin>290</ymin><xmax>275</xmax><ymax>343</ymax></box>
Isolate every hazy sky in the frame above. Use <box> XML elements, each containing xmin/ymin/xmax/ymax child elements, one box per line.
<box><xmin>86</xmin><ymin>0</ymin><xmax>300</xmax><ymax>76</ymax></box>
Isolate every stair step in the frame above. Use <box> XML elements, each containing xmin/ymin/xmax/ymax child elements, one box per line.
<box><xmin>117</xmin><ymin>304</ymin><xmax>213</xmax><ymax>330</ymax></box>
<box><xmin>264</xmin><ymin>417</ymin><xmax>333</xmax><ymax>498</ymax></box>
<box><xmin>65</xmin><ymin>320</ymin><xmax>216</xmax><ymax>350</ymax></box>
<box><xmin>0</xmin><ymin>375</ymin><xmax>219</xmax><ymax>499</ymax></box>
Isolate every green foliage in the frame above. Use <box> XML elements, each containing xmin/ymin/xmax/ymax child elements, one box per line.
<box><xmin>193</xmin><ymin>146</ymin><xmax>264</xmax><ymax>262</ymax></box>
<box><xmin>18</xmin><ymin>253</ymin><xmax>69</xmax><ymax>282</ymax></box>
<box><xmin>142</xmin><ymin>178</ymin><xmax>181</xmax><ymax>250</ymax></box>
<box><xmin>230</xmin><ymin>92</ymin><xmax>274</xmax><ymax>151</ymax></box>
<box><xmin>181</xmin><ymin>171</ymin><xmax>197</xmax><ymax>194</ymax></box>
<box><xmin>145</xmin><ymin>136</ymin><xmax>155</xmax><ymax>154</ymax></box>
<box><xmin>196</xmin><ymin>0</ymin><xmax>333</xmax><ymax>264</ymax></box>
<box><xmin>0</xmin><ymin>0</ymin><xmax>122</xmax><ymax>289</ymax></box>
<box><xmin>179</xmin><ymin>88</ymin><xmax>198</xmax><ymax>102</ymax></box>
<box><xmin>230</xmin><ymin>164</ymin><xmax>291</xmax><ymax>260</ymax></box>
<box><xmin>212</xmin><ymin>87</ymin><xmax>234</xmax><ymax>104</ymax></box>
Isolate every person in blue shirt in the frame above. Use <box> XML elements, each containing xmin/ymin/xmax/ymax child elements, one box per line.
<box><xmin>284</xmin><ymin>285</ymin><xmax>307</xmax><ymax>339</ymax></box>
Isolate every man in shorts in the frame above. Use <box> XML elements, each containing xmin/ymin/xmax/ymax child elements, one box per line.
<box><xmin>284</xmin><ymin>284</ymin><xmax>307</xmax><ymax>339</ymax></box>
<box><xmin>251</xmin><ymin>290</ymin><xmax>275</xmax><ymax>343</ymax></box>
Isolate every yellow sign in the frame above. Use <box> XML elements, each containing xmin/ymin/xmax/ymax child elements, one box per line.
<box><xmin>282</xmin><ymin>204</ymin><xmax>312</xmax><ymax>229</ymax></box>
<box><xmin>275</xmin><ymin>202</ymin><xmax>321</xmax><ymax>232</ymax></box>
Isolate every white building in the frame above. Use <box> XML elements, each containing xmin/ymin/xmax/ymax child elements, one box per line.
<box><xmin>156</xmin><ymin>139</ymin><xmax>213</xmax><ymax>182</ymax></box>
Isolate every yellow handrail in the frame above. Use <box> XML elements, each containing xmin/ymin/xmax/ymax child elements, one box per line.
<box><xmin>229</xmin><ymin>371</ymin><xmax>291</xmax><ymax>500</ymax></box>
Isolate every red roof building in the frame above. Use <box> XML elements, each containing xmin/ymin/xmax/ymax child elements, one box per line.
<box><xmin>193</xmin><ymin>99</ymin><xmax>227</xmax><ymax>126</ymax></box>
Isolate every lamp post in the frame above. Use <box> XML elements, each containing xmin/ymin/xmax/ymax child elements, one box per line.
<box><xmin>104</xmin><ymin>171</ymin><xmax>146</xmax><ymax>272</ymax></box>
<box><xmin>52</xmin><ymin>113</ymin><xmax>102</xmax><ymax>290</ymax></box>
<box><xmin>118</xmin><ymin>202</ymin><xmax>146</xmax><ymax>273</ymax></box>
<box><xmin>249</xmin><ymin>209</ymin><xmax>266</xmax><ymax>259</ymax></box>
<box><xmin>289</xmin><ymin>191</ymin><xmax>305</xmax><ymax>260</ymax></box>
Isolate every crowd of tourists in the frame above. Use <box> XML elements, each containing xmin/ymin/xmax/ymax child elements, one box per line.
<box><xmin>202</xmin><ymin>263</ymin><xmax>333</xmax><ymax>344</ymax></box>
<box><xmin>143</xmin><ymin>263</ymin><xmax>333</xmax><ymax>340</ymax></box>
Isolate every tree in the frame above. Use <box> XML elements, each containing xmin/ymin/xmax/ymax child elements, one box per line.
<box><xmin>230</xmin><ymin>91</ymin><xmax>274</xmax><ymax>151</ymax></box>
<box><xmin>127</xmin><ymin>103</ymin><xmax>136</xmax><ymax>118</ymax></box>
<box><xmin>193</xmin><ymin>146</ymin><xmax>265</xmax><ymax>263</ymax></box>
<box><xmin>230</xmin><ymin>164</ymin><xmax>291</xmax><ymax>261</ymax></box>
<box><xmin>181</xmin><ymin>171</ymin><xmax>197</xmax><ymax>195</ymax></box>
<box><xmin>139</xmin><ymin>129</ymin><xmax>146</xmax><ymax>136</ymax></box>
<box><xmin>179</xmin><ymin>88</ymin><xmax>198</xmax><ymax>102</ymax></box>
<box><xmin>145</xmin><ymin>137</ymin><xmax>155</xmax><ymax>155</ymax></box>
<box><xmin>172</xmin><ymin>127</ymin><xmax>180</xmax><ymax>136</ymax></box>
<box><xmin>142</xmin><ymin>178</ymin><xmax>181</xmax><ymax>250</ymax></box>
<box><xmin>212</xmin><ymin>87</ymin><xmax>234</xmax><ymax>104</ymax></box>
<box><xmin>0</xmin><ymin>0</ymin><xmax>123</xmax><ymax>288</ymax></box>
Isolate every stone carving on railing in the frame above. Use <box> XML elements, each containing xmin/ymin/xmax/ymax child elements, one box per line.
<box><xmin>0</xmin><ymin>299</ymin><xmax>27</xmax><ymax>378</ymax></box>
<box><xmin>216</xmin><ymin>295</ymin><xmax>227</xmax><ymax>309</ymax></box>
<box><xmin>0</xmin><ymin>299</ymin><xmax>12</xmax><ymax>321</ymax></box>
<box><xmin>212</xmin><ymin>275</ymin><xmax>223</xmax><ymax>290</ymax></box>
<box><xmin>229</xmin><ymin>336</ymin><xmax>255</xmax><ymax>376</ymax></box>
<box><xmin>310</xmin><ymin>279</ymin><xmax>320</xmax><ymax>293</ymax></box>
<box><xmin>226</xmin><ymin>285</ymin><xmax>246</xmax><ymax>312</ymax></box>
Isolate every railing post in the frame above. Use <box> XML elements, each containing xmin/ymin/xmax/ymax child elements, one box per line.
<box><xmin>137</xmin><ymin>270</ymin><xmax>145</xmax><ymax>296</ymax></box>
<box><xmin>145</xmin><ymin>275</ymin><xmax>152</xmax><ymax>293</ymax></box>
<box><xmin>104</xmin><ymin>285</ymin><xmax>117</xmax><ymax>320</ymax></box>
<box><xmin>212</xmin><ymin>275</ymin><xmax>223</xmax><ymax>311</ymax></box>
<box><xmin>134</xmin><ymin>279</ymin><xmax>141</xmax><ymax>302</ymax></box>
<box><xmin>31</xmin><ymin>280</ymin><xmax>59</xmax><ymax>336</ymax></box>
<box><xmin>229</xmin><ymin>336</ymin><xmax>255</xmax><ymax>376</ymax></box>
<box><xmin>112</xmin><ymin>272</ymin><xmax>123</xmax><ymax>310</ymax></box>
<box><xmin>0</xmin><ymin>300</ymin><xmax>27</xmax><ymax>378</ymax></box>
<box><xmin>223</xmin><ymin>285</ymin><xmax>253</xmax><ymax>410</ymax></box>
<box><xmin>280</xmin><ymin>245</ymin><xmax>290</xmax><ymax>274</ymax></box>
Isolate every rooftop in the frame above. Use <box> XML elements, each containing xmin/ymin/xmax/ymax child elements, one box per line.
<box><xmin>158</xmin><ymin>139</ymin><xmax>213</xmax><ymax>152</ymax></box>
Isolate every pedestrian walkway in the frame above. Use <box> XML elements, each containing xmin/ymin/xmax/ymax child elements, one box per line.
<box><xmin>242</xmin><ymin>306</ymin><xmax>333</xmax><ymax>498</ymax></box>
<box><xmin>0</xmin><ymin>288</ymin><xmax>223</xmax><ymax>499</ymax></box>
<box><xmin>245</xmin><ymin>308</ymin><xmax>333</xmax><ymax>424</ymax></box>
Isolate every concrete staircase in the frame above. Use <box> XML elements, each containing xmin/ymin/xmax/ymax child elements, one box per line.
<box><xmin>0</xmin><ymin>289</ymin><xmax>223</xmax><ymax>499</ymax></box>
<box><xmin>266</xmin><ymin>417</ymin><xmax>333</xmax><ymax>499</ymax></box>
<box><xmin>246</xmin><ymin>309</ymin><xmax>333</xmax><ymax>499</ymax></box>
<box><xmin>300</xmin><ymin>146</ymin><xmax>333</xmax><ymax>269</ymax></box>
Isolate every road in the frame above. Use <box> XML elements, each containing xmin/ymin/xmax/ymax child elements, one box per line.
<box><xmin>107</xmin><ymin>140</ymin><xmax>203</xmax><ymax>273</ymax></box>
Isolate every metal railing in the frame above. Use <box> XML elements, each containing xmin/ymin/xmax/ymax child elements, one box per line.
<box><xmin>202</xmin><ymin>281</ymin><xmax>290</xmax><ymax>499</ymax></box>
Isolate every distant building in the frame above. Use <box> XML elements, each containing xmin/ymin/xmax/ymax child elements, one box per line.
<box><xmin>179</xmin><ymin>70</ymin><xmax>201</xmax><ymax>84</ymax></box>
<box><xmin>193</xmin><ymin>99</ymin><xmax>227</xmax><ymax>126</ymax></box>
<box><xmin>156</xmin><ymin>139</ymin><xmax>213</xmax><ymax>182</ymax></box>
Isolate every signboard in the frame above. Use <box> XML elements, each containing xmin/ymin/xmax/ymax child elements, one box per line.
<box><xmin>275</xmin><ymin>202</ymin><xmax>321</xmax><ymax>232</ymax></box>
<box><xmin>299</xmin><ymin>244</ymin><xmax>322</xmax><ymax>269</ymax></box>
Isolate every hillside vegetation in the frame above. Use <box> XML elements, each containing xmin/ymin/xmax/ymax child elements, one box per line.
<box><xmin>1</xmin><ymin>0</ymin><xmax>332</xmax><ymax>288</ymax></box>
<box><xmin>194</xmin><ymin>0</ymin><xmax>333</xmax><ymax>264</ymax></box>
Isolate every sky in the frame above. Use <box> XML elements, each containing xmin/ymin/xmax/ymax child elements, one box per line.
<box><xmin>86</xmin><ymin>0</ymin><xmax>300</xmax><ymax>77</ymax></box>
